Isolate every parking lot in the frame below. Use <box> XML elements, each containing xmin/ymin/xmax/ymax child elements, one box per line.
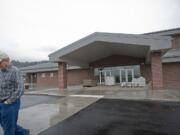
<box><xmin>39</xmin><ymin>98</ymin><xmax>180</xmax><ymax>135</ymax></box>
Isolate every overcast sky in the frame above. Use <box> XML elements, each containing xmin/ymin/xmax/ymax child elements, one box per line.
<box><xmin>0</xmin><ymin>0</ymin><xmax>180</xmax><ymax>61</ymax></box>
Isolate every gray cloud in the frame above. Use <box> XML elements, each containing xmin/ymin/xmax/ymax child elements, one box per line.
<box><xmin>36</xmin><ymin>45</ymin><xmax>59</xmax><ymax>53</ymax></box>
<box><xmin>0</xmin><ymin>0</ymin><xmax>180</xmax><ymax>61</ymax></box>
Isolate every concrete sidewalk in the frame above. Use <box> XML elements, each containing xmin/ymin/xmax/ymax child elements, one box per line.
<box><xmin>0</xmin><ymin>94</ymin><xmax>101</xmax><ymax>135</ymax></box>
<box><xmin>25</xmin><ymin>87</ymin><xmax>180</xmax><ymax>102</ymax></box>
<box><xmin>18</xmin><ymin>96</ymin><xmax>100</xmax><ymax>135</ymax></box>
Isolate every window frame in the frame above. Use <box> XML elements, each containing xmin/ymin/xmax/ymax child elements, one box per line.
<box><xmin>41</xmin><ymin>73</ymin><xmax>46</xmax><ymax>78</ymax></box>
<box><xmin>50</xmin><ymin>72</ymin><xmax>54</xmax><ymax>78</ymax></box>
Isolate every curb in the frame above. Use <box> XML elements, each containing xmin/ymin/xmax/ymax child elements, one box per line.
<box><xmin>24</xmin><ymin>93</ymin><xmax>65</xmax><ymax>98</ymax></box>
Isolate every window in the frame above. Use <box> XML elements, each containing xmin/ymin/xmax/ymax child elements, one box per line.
<box><xmin>50</xmin><ymin>73</ymin><xmax>54</xmax><ymax>78</ymax></box>
<box><xmin>41</xmin><ymin>73</ymin><xmax>46</xmax><ymax>78</ymax></box>
<box><xmin>94</xmin><ymin>65</ymin><xmax>140</xmax><ymax>84</ymax></box>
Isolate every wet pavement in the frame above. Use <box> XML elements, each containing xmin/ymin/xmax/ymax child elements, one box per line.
<box><xmin>18</xmin><ymin>96</ymin><xmax>100</xmax><ymax>135</ymax></box>
<box><xmin>39</xmin><ymin>98</ymin><xmax>180</xmax><ymax>135</ymax></box>
<box><xmin>21</xmin><ymin>95</ymin><xmax>60</xmax><ymax>108</ymax></box>
<box><xmin>25</xmin><ymin>87</ymin><xmax>180</xmax><ymax>102</ymax></box>
<box><xmin>0</xmin><ymin>95</ymin><xmax>61</xmax><ymax>135</ymax></box>
<box><xmin>1</xmin><ymin>87</ymin><xmax>180</xmax><ymax>135</ymax></box>
<box><xmin>0</xmin><ymin>95</ymin><xmax>100</xmax><ymax>135</ymax></box>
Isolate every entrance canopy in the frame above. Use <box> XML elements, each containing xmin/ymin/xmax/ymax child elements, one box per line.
<box><xmin>49</xmin><ymin>32</ymin><xmax>171</xmax><ymax>67</ymax></box>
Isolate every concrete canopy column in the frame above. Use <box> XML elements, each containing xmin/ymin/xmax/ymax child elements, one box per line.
<box><xmin>58</xmin><ymin>62</ymin><xmax>67</xmax><ymax>90</ymax></box>
<box><xmin>151</xmin><ymin>51</ymin><xmax>163</xmax><ymax>90</ymax></box>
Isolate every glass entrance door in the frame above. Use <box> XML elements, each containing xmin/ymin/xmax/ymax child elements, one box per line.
<box><xmin>120</xmin><ymin>69</ymin><xmax>126</xmax><ymax>83</ymax></box>
<box><xmin>97</xmin><ymin>67</ymin><xmax>135</xmax><ymax>85</ymax></box>
<box><xmin>119</xmin><ymin>69</ymin><xmax>134</xmax><ymax>83</ymax></box>
<box><xmin>99</xmin><ymin>70</ymin><xmax>112</xmax><ymax>84</ymax></box>
<box><xmin>99</xmin><ymin>70</ymin><xmax>105</xmax><ymax>84</ymax></box>
<box><xmin>127</xmin><ymin>69</ymin><xmax>134</xmax><ymax>82</ymax></box>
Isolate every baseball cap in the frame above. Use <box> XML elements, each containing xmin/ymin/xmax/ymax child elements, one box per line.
<box><xmin>0</xmin><ymin>50</ymin><xmax>9</xmax><ymax>62</ymax></box>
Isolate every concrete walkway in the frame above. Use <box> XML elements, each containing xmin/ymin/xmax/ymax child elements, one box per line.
<box><xmin>19</xmin><ymin>96</ymin><xmax>100</xmax><ymax>135</ymax></box>
<box><xmin>25</xmin><ymin>87</ymin><xmax>180</xmax><ymax>102</ymax></box>
<box><xmin>0</xmin><ymin>94</ymin><xmax>101</xmax><ymax>135</ymax></box>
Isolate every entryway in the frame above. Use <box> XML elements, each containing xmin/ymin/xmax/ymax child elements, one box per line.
<box><xmin>96</xmin><ymin>66</ymin><xmax>139</xmax><ymax>85</ymax></box>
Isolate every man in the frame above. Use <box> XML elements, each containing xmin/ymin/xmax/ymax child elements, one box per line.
<box><xmin>0</xmin><ymin>51</ymin><xmax>30</xmax><ymax>135</ymax></box>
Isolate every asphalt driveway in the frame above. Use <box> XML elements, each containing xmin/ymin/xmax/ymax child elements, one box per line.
<box><xmin>39</xmin><ymin>99</ymin><xmax>180</xmax><ymax>135</ymax></box>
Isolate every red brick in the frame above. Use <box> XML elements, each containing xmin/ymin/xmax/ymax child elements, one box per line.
<box><xmin>151</xmin><ymin>52</ymin><xmax>163</xmax><ymax>90</ymax></box>
<box><xmin>163</xmin><ymin>63</ymin><xmax>180</xmax><ymax>89</ymax></box>
<box><xmin>67</xmin><ymin>69</ymin><xmax>94</xmax><ymax>86</ymax></box>
<box><xmin>36</xmin><ymin>71</ymin><xmax>58</xmax><ymax>89</ymax></box>
<box><xmin>58</xmin><ymin>62</ymin><xmax>67</xmax><ymax>89</ymax></box>
<box><xmin>172</xmin><ymin>35</ymin><xmax>180</xmax><ymax>49</ymax></box>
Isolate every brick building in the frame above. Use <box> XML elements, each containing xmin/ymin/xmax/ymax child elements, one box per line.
<box><xmin>20</xmin><ymin>62</ymin><xmax>87</xmax><ymax>89</ymax></box>
<box><xmin>20</xmin><ymin>62</ymin><xmax>58</xmax><ymax>89</ymax></box>
<box><xmin>22</xmin><ymin>28</ymin><xmax>180</xmax><ymax>90</ymax></box>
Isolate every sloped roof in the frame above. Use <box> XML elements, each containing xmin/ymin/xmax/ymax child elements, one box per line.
<box><xmin>20</xmin><ymin>62</ymin><xmax>80</xmax><ymax>73</ymax></box>
<box><xmin>162</xmin><ymin>49</ymin><xmax>180</xmax><ymax>63</ymax></box>
<box><xmin>144</xmin><ymin>28</ymin><xmax>180</xmax><ymax>36</ymax></box>
<box><xmin>20</xmin><ymin>62</ymin><xmax>57</xmax><ymax>70</ymax></box>
<box><xmin>163</xmin><ymin>49</ymin><xmax>180</xmax><ymax>58</ymax></box>
<box><xmin>145</xmin><ymin>27</ymin><xmax>180</xmax><ymax>63</ymax></box>
<box><xmin>49</xmin><ymin>32</ymin><xmax>171</xmax><ymax>63</ymax></box>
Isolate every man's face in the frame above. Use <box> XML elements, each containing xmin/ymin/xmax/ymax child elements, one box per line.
<box><xmin>0</xmin><ymin>58</ymin><xmax>10</xmax><ymax>69</ymax></box>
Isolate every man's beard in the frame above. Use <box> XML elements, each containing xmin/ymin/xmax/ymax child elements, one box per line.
<box><xmin>1</xmin><ymin>68</ymin><xmax>7</xmax><ymax>72</ymax></box>
<box><xmin>1</xmin><ymin>64</ymin><xmax>9</xmax><ymax>72</ymax></box>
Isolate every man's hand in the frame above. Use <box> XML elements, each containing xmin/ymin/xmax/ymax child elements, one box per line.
<box><xmin>4</xmin><ymin>100</ymin><xmax>12</xmax><ymax>104</ymax></box>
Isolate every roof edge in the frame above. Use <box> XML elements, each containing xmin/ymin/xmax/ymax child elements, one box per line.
<box><xmin>49</xmin><ymin>32</ymin><xmax>171</xmax><ymax>61</ymax></box>
<box><xmin>143</xmin><ymin>27</ymin><xmax>180</xmax><ymax>35</ymax></box>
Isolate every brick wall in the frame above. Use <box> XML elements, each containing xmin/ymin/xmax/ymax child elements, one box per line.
<box><xmin>134</xmin><ymin>62</ymin><xmax>180</xmax><ymax>90</ymax></box>
<box><xmin>67</xmin><ymin>68</ymin><xmax>93</xmax><ymax>86</ymax></box>
<box><xmin>25</xmin><ymin>73</ymin><xmax>31</xmax><ymax>83</ymax></box>
<box><xmin>89</xmin><ymin>55</ymin><xmax>145</xmax><ymax>68</ymax></box>
<box><xmin>25</xmin><ymin>73</ymin><xmax>37</xmax><ymax>83</ymax></box>
<box><xmin>163</xmin><ymin>63</ymin><xmax>180</xmax><ymax>89</ymax></box>
<box><xmin>31</xmin><ymin>58</ymin><xmax>180</xmax><ymax>90</ymax></box>
<box><xmin>36</xmin><ymin>71</ymin><xmax>58</xmax><ymax>89</ymax></box>
<box><xmin>172</xmin><ymin>35</ymin><xmax>180</xmax><ymax>49</ymax></box>
<box><xmin>151</xmin><ymin>52</ymin><xmax>163</xmax><ymax>90</ymax></box>
<box><xmin>140</xmin><ymin>64</ymin><xmax>152</xmax><ymax>83</ymax></box>
<box><xmin>34</xmin><ymin>69</ymin><xmax>93</xmax><ymax>89</ymax></box>
<box><xmin>58</xmin><ymin>62</ymin><xmax>67</xmax><ymax>89</ymax></box>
